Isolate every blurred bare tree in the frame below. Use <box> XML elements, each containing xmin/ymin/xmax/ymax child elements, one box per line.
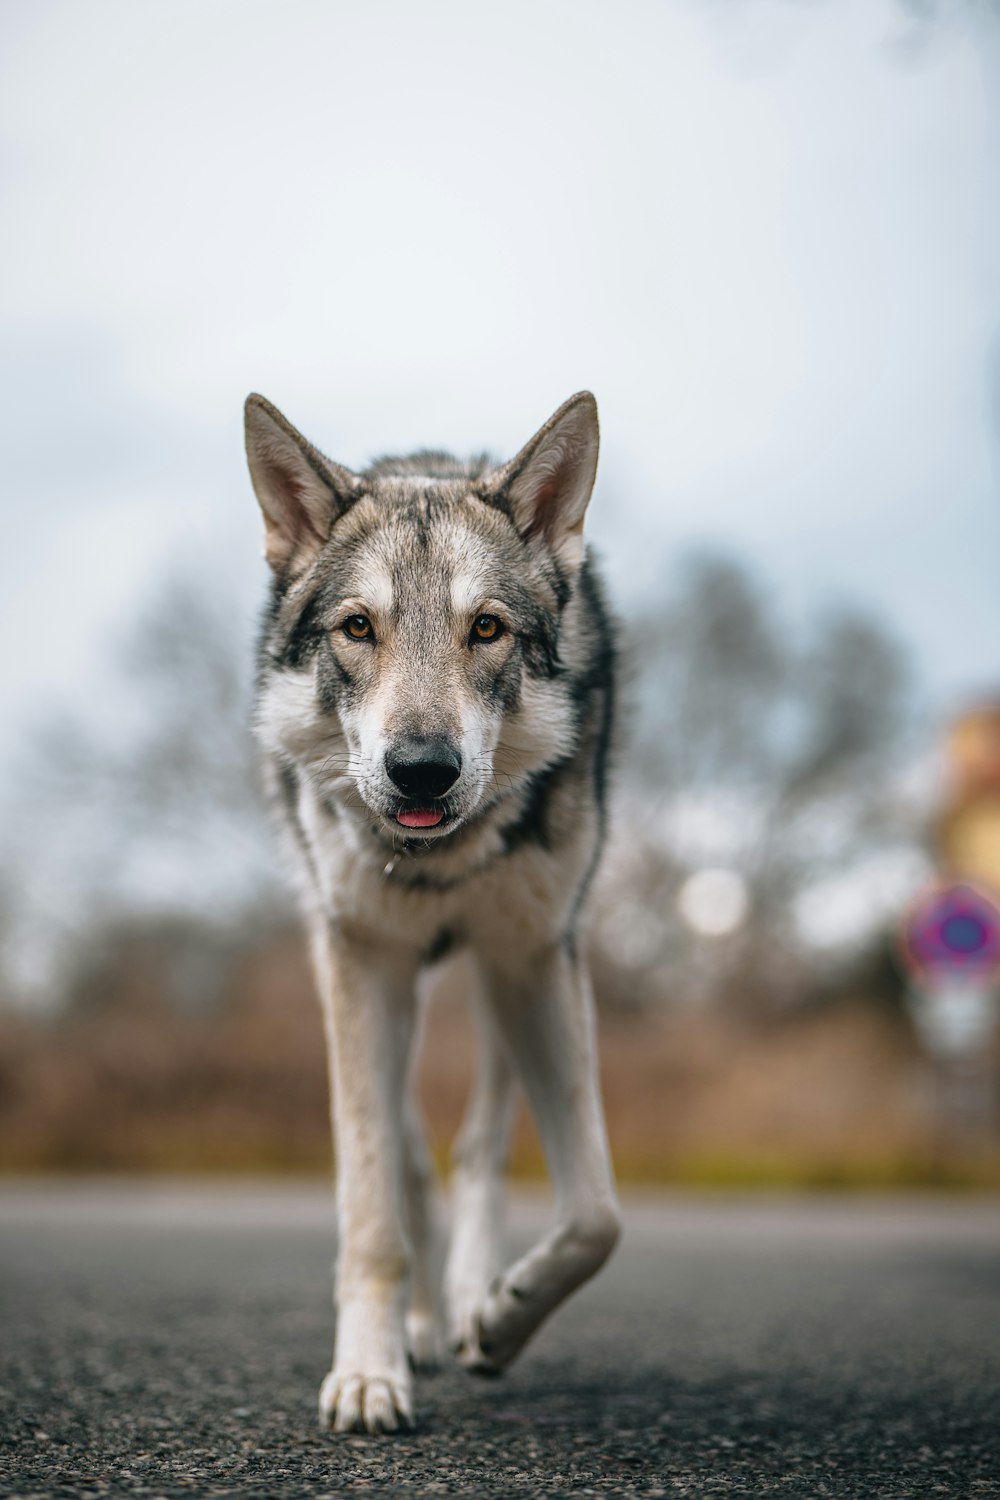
<box><xmin>592</xmin><ymin>553</ymin><xmax>925</xmax><ymax>1012</ymax></box>
<box><xmin>0</xmin><ymin>566</ymin><xmax>289</xmax><ymax>1010</ymax></box>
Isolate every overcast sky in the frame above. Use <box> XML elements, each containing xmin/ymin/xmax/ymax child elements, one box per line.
<box><xmin>1</xmin><ymin>0</ymin><xmax>998</xmax><ymax>754</ymax></box>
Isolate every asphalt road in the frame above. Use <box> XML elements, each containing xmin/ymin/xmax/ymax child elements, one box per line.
<box><xmin>1</xmin><ymin>1184</ymin><xmax>998</xmax><ymax>1499</ymax></box>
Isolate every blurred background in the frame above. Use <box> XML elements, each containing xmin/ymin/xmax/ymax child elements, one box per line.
<box><xmin>1</xmin><ymin>0</ymin><xmax>999</xmax><ymax>1186</ymax></box>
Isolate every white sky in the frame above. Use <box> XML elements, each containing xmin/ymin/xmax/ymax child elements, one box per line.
<box><xmin>1</xmin><ymin>0</ymin><xmax>998</xmax><ymax>751</ymax></box>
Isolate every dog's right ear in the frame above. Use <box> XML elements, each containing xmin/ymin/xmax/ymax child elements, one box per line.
<box><xmin>244</xmin><ymin>395</ymin><xmax>361</xmax><ymax>575</ymax></box>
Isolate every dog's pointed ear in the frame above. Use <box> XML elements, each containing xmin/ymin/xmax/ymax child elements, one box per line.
<box><xmin>244</xmin><ymin>394</ymin><xmax>361</xmax><ymax>575</ymax></box>
<box><xmin>493</xmin><ymin>392</ymin><xmax>599</xmax><ymax>570</ymax></box>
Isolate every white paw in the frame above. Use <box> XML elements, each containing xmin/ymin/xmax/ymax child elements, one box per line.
<box><xmin>405</xmin><ymin>1308</ymin><xmax>444</xmax><ymax>1372</ymax></box>
<box><xmin>448</xmin><ymin>1292</ymin><xmax>505</xmax><ymax>1376</ymax></box>
<box><xmin>455</xmin><ymin>1275</ymin><xmax>537</xmax><ymax>1374</ymax></box>
<box><xmin>318</xmin><ymin>1368</ymin><xmax>414</xmax><ymax>1435</ymax></box>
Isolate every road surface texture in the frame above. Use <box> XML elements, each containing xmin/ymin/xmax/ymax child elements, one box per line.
<box><xmin>1</xmin><ymin>1184</ymin><xmax>998</xmax><ymax>1499</ymax></box>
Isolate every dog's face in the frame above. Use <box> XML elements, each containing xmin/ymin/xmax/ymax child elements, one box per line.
<box><xmin>247</xmin><ymin>393</ymin><xmax>599</xmax><ymax>841</ymax></box>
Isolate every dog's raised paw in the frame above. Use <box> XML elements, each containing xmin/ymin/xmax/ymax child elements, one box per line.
<box><xmin>318</xmin><ymin>1369</ymin><xmax>414</xmax><ymax>1435</ymax></box>
<box><xmin>450</xmin><ymin>1310</ymin><xmax>504</xmax><ymax>1377</ymax></box>
<box><xmin>456</xmin><ymin>1279</ymin><xmax>541</xmax><ymax>1374</ymax></box>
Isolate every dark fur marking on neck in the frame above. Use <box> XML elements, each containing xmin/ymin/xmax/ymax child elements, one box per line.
<box><xmin>499</xmin><ymin>764</ymin><xmax>562</xmax><ymax>854</ymax></box>
<box><xmin>424</xmin><ymin>927</ymin><xmax>458</xmax><ymax>966</ymax></box>
<box><xmin>273</xmin><ymin>760</ymin><xmax>323</xmax><ymax>889</ymax></box>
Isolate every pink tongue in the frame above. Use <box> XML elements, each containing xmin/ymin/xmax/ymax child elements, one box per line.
<box><xmin>396</xmin><ymin>807</ymin><xmax>444</xmax><ymax>828</ymax></box>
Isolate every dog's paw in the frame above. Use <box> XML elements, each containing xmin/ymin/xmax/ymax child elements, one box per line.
<box><xmin>449</xmin><ymin>1299</ymin><xmax>506</xmax><ymax>1377</ymax></box>
<box><xmin>454</xmin><ymin>1276</ymin><xmax>537</xmax><ymax>1375</ymax></box>
<box><xmin>318</xmin><ymin>1368</ymin><xmax>414</xmax><ymax>1435</ymax></box>
<box><xmin>448</xmin><ymin>1289</ymin><xmax>490</xmax><ymax>1373</ymax></box>
<box><xmin>405</xmin><ymin>1309</ymin><xmax>444</xmax><ymax>1373</ymax></box>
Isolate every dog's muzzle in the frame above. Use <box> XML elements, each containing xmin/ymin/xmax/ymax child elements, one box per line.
<box><xmin>383</xmin><ymin>736</ymin><xmax>463</xmax><ymax>830</ymax></box>
<box><xmin>385</xmin><ymin>737</ymin><xmax>461</xmax><ymax>799</ymax></box>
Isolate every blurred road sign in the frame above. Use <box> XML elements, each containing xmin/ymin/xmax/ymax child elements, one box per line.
<box><xmin>900</xmin><ymin>883</ymin><xmax>1000</xmax><ymax>983</ymax></box>
<box><xmin>900</xmin><ymin>884</ymin><xmax>1000</xmax><ymax>1065</ymax></box>
<box><xmin>907</xmin><ymin>707</ymin><xmax>1000</xmax><ymax>1082</ymax></box>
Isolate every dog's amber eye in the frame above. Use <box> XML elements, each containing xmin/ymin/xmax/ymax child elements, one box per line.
<box><xmin>471</xmin><ymin>614</ymin><xmax>503</xmax><ymax>643</ymax></box>
<box><xmin>343</xmin><ymin>615</ymin><xmax>374</xmax><ymax>641</ymax></box>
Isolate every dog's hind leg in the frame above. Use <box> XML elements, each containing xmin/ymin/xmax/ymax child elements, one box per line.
<box><xmin>455</xmin><ymin>941</ymin><xmax>620</xmax><ymax>1374</ymax></box>
<box><xmin>401</xmin><ymin>1097</ymin><xmax>445</xmax><ymax>1371</ymax></box>
<box><xmin>445</xmin><ymin>984</ymin><xmax>518</xmax><ymax>1363</ymax></box>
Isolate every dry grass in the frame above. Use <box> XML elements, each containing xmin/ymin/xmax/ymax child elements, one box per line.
<box><xmin>1</xmin><ymin>930</ymin><xmax>998</xmax><ymax>1187</ymax></box>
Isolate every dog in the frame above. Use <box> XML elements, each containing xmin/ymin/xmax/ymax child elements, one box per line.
<box><xmin>244</xmin><ymin>390</ymin><xmax>621</xmax><ymax>1434</ymax></box>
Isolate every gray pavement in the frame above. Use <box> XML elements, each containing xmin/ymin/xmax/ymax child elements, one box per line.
<box><xmin>1</xmin><ymin>1183</ymin><xmax>999</xmax><ymax>1498</ymax></box>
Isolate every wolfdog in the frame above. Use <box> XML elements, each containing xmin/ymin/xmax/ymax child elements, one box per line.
<box><xmin>245</xmin><ymin>391</ymin><xmax>621</xmax><ymax>1434</ymax></box>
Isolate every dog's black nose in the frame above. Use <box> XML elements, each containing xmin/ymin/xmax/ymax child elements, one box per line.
<box><xmin>385</xmin><ymin>738</ymin><xmax>462</xmax><ymax>799</ymax></box>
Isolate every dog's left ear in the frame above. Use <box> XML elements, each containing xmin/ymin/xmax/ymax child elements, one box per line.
<box><xmin>494</xmin><ymin>392</ymin><xmax>600</xmax><ymax>570</ymax></box>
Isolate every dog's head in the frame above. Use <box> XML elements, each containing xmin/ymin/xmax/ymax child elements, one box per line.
<box><xmin>246</xmin><ymin>392</ymin><xmax>600</xmax><ymax>842</ymax></box>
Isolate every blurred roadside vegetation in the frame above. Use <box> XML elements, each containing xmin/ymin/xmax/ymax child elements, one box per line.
<box><xmin>1</xmin><ymin>552</ymin><xmax>998</xmax><ymax>1185</ymax></box>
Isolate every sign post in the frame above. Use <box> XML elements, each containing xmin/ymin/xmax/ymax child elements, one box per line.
<box><xmin>899</xmin><ymin>881</ymin><xmax>1000</xmax><ymax>1144</ymax></box>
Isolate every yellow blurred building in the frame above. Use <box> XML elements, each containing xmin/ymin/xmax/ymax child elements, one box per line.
<box><xmin>937</xmin><ymin>704</ymin><xmax>1000</xmax><ymax>898</ymax></box>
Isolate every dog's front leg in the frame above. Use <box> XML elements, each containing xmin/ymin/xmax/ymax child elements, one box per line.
<box><xmin>456</xmin><ymin>940</ymin><xmax>620</xmax><ymax>1373</ymax></box>
<box><xmin>312</xmin><ymin>923</ymin><xmax>419</xmax><ymax>1434</ymax></box>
